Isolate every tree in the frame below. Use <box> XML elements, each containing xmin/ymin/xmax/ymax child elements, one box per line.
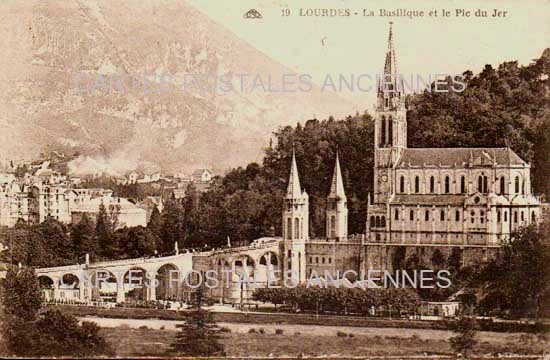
<box><xmin>0</xmin><ymin>267</ymin><xmax>113</xmax><ymax>357</ymax></box>
<box><xmin>475</xmin><ymin>219</ymin><xmax>550</xmax><ymax>318</ymax></box>
<box><xmin>449</xmin><ymin>316</ymin><xmax>478</xmax><ymax>357</ymax></box>
<box><xmin>160</xmin><ymin>197</ymin><xmax>184</xmax><ymax>254</ymax></box>
<box><xmin>96</xmin><ymin>202</ymin><xmax>117</xmax><ymax>258</ymax></box>
<box><xmin>170</xmin><ymin>284</ymin><xmax>225</xmax><ymax>357</ymax></box>
<box><xmin>34</xmin><ymin>309</ymin><xmax>113</xmax><ymax>357</ymax></box>
<box><xmin>71</xmin><ymin>213</ymin><xmax>97</xmax><ymax>261</ymax></box>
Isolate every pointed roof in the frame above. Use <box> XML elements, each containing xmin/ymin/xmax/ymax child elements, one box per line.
<box><xmin>378</xmin><ymin>22</ymin><xmax>404</xmax><ymax>97</ymax></box>
<box><xmin>286</xmin><ymin>150</ymin><xmax>302</xmax><ymax>199</ymax></box>
<box><xmin>328</xmin><ymin>151</ymin><xmax>346</xmax><ymax>200</ymax></box>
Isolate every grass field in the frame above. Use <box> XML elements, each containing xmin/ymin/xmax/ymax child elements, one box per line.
<box><xmin>102</xmin><ymin>323</ymin><xmax>549</xmax><ymax>358</ymax></box>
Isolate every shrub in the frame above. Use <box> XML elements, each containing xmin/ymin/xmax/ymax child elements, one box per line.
<box><xmin>139</xmin><ymin>325</ymin><xmax>149</xmax><ymax>330</ymax></box>
<box><xmin>337</xmin><ymin>331</ymin><xmax>348</xmax><ymax>337</ymax></box>
<box><xmin>275</xmin><ymin>329</ymin><xmax>284</xmax><ymax>335</ymax></box>
<box><xmin>248</xmin><ymin>328</ymin><xmax>257</xmax><ymax>334</ymax></box>
<box><xmin>160</xmin><ymin>325</ymin><xmax>165</xmax><ymax>330</ymax></box>
<box><xmin>258</xmin><ymin>328</ymin><xmax>265</xmax><ymax>334</ymax></box>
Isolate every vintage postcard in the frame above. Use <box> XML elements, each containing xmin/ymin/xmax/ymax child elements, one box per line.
<box><xmin>0</xmin><ymin>0</ymin><xmax>549</xmax><ymax>358</ymax></box>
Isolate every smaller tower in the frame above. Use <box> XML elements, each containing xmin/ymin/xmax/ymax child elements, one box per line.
<box><xmin>282</xmin><ymin>150</ymin><xmax>308</xmax><ymax>284</ymax></box>
<box><xmin>326</xmin><ymin>151</ymin><xmax>348</xmax><ymax>240</ymax></box>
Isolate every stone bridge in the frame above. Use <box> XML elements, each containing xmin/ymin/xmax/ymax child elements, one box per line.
<box><xmin>35</xmin><ymin>253</ymin><xmax>194</xmax><ymax>303</ymax></box>
<box><xmin>35</xmin><ymin>237</ymin><xmax>286</xmax><ymax>304</ymax></box>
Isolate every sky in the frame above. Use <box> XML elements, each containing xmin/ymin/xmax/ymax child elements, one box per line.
<box><xmin>186</xmin><ymin>0</ymin><xmax>550</xmax><ymax>108</ymax></box>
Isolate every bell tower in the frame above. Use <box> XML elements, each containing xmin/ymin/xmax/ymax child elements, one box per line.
<box><xmin>374</xmin><ymin>22</ymin><xmax>407</xmax><ymax>204</ymax></box>
<box><xmin>282</xmin><ymin>150</ymin><xmax>307</xmax><ymax>284</ymax></box>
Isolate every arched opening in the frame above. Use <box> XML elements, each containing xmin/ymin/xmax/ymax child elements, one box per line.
<box><xmin>460</xmin><ymin>176</ymin><xmax>466</xmax><ymax>193</ymax></box>
<box><xmin>531</xmin><ymin>211</ymin><xmax>536</xmax><ymax>223</ymax></box>
<box><xmin>440</xmin><ymin>210</ymin><xmax>445</xmax><ymax>221</ymax></box>
<box><xmin>483</xmin><ymin>176</ymin><xmax>488</xmax><ymax>193</ymax></box>
<box><xmin>123</xmin><ymin>267</ymin><xmax>149</xmax><ymax>302</ymax></box>
<box><xmin>330</xmin><ymin>215</ymin><xmax>336</xmax><ymax>237</ymax></box>
<box><xmin>294</xmin><ymin>218</ymin><xmax>300</xmax><ymax>239</ymax></box>
<box><xmin>260</xmin><ymin>256</ymin><xmax>267</xmax><ymax>266</ymax></box>
<box><xmin>415</xmin><ymin>176</ymin><xmax>420</xmax><ymax>193</ymax></box>
<box><xmin>425</xmin><ymin>210</ymin><xmax>430</xmax><ymax>221</ymax></box>
<box><xmin>409</xmin><ymin>210</ymin><xmax>414</xmax><ymax>221</ymax></box>
<box><xmin>430</xmin><ymin>176</ymin><xmax>435</xmax><ymax>193</ymax></box>
<box><xmin>515</xmin><ymin>176</ymin><xmax>520</xmax><ymax>193</ymax></box>
<box><xmin>59</xmin><ymin>273</ymin><xmax>80</xmax><ymax>300</ymax></box>
<box><xmin>388</xmin><ymin>116</ymin><xmax>393</xmax><ymax>145</ymax></box>
<box><xmin>375</xmin><ymin>216</ymin><xmax>380</xmax><ymax>227</ymax></box>
<box><xmin>478</xmin><ymin>176</ymin><xmax>483</xmax><ymax>193</ymax></box>
<box><xmin>395</xmin><ymin>209</ymin><xmax>399</xmax><ymax>220</ymax></box>
<box><xmin>455</xmin><ymin>210</ymin><xmax>460</xmax><ymax>221</ymax></box>
<box><xmin>445</xmin><ymin>176</ymin><xmax>450</xmax><ymax>194</ymax></box>
<box><xmin>381</xmin><ymin>116</ymin><xmax>386</xmax><ymax>146</ymax></box>
<box><xmin>90</xmin><ymin>269</ymin><xmax>118</xmax><ymax>302</ymax></box>
<box><xmin>499</xmin><ymin>177</ymin><xmax>505</xmax><ymax>194</ymax></box>
<box><xmin>370</xmin><ymin>216</ymin><xmax>375</xmax><ymax>228</ymax></box>
<box><xmin>521</xmin><ymin>181</ymin><xmax>525</xmax><ymax>195</ymax></box>
<box><xmin>380</xmin><ymin>216</ymin><xmax>386</xmax><ymax>228</ymax></box>
<box><xmin>156</xmin><ymin>264</ymin><xmax>179</xmax><ymax>301</ymax></box>
<box><xmin>38</xmin><ymin>275</ymin><xmax>54</xmax><ymax>301</ymax></box>
<box><xmin>286</xmin><ymin>217</ymin><xmax>292</xmax><ymax>240</ymax></box>
<box><xmin>400</xmin><ymin>176</ymin><xmax>405</xmax><ymax>193</ymax></box>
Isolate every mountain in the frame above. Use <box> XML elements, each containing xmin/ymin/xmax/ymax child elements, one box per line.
<box><xmin>0</xmin><ymin>0</ymin><xmax>358</xmax><ymax>175</ymax></box>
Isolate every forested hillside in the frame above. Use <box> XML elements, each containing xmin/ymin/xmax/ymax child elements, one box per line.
<box><xmin>186</xmin><ymin>48</ymin><xmax>550</xmax><ymax>246</ymax></box>
<box><xmin>1</xmin><ymin>50</ymin><xmax>548</xmax><ymax>266</ymax></box>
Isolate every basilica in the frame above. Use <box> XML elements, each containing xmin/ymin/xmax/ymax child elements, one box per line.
<box><xmin>279</xmin><ymin>24</ymin><xmax>547</xmax><ymax>282</ymax></box>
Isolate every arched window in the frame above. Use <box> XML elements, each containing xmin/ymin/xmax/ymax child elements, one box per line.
<box><xmin>497</xmin><ymin>211</ymin><xmax>501</xmax><ymax>222</ymax></box>
<box><xmin>415</xmin><ymin>176</ymin><xmax>420</xmax><ymax>193</ymax></box>
<box><xmin>400</xmin><ymin>176</ymin><xmax>405</xmax><ymax>193</ymax></box>
<box><xmin>287</xmin><ymin>218</ymin><xmax>292</xmax><ymax>240</ymax></box>
<box><xmin>515</xmin><ymin>176</ymin><xmax>520</xmax><ymax>193</ymax></box>
<box><xmin>425</xmin><ymin>210</ymin><xmax>429</xmax><ymax>221</ymax></box>
<box><xmin>455</xmin><ymin>210</ymin><xmax>460</xmax><ymax>221</ymax></box>
<box><xmin>478</xmin><ymin>176</ymin><xmax>483</xmax><ymax>193</ymax></box>
<box><xmin>388</xmin><ymin>117</ymin><xmax>393</xmax><ymax>145</ymax></box>
<box><xmin>460</xmin><ymin>176</ymin><xmax>466</xmax><ymax>193</ymax></box>
<box><xmin>504</xmin><ymin>211</ymin><xmax>508</xmax><ymax>222</ymax></box>
<box><xmin>520</xmin><ymin>211</ymin><xmax>524</xmax><ymax>222</ymax></box>
<box><xmin>380</xmin><ymin>116</ymin><xmax>386</xmax><ymax>146</ymax></box>
<box><xmin>483</xmin><ymin>176</ymin><xmax>488</xmax><ymax>193</ymax></box>
<box><xmin>375</xmin><ymin>216</ymin><xmax>380</xmax><ymax>227</ymax></box>
<box><xmin>499</xmin><ymin>177</ymin><xmax>505</xmax><ymax>194</ymax></box>
<box><xmin>410</xmin><ymin>210</ymin><xmax>414</xmax><ymax>221</ymax></box>
<box><xmin>294</xmin><ymin>218</ymin><xmax>300</xmax><ymax>239</ymax></box>
<box><xmin>513</xmin><ymin>211</ymin><xmax>518</xmax><ymax>223</ymax></box>
<box><xmin>532</xmin><ymin>211</ymin><xmax>536</xmax><ymax>223</ymax></box>
<box><xmin>395</xmin><ymin>209</ymin><xmax>399</xmax><ymax>220</ymax></box>
<box><xmin>480</xmin><ymin>211</ymin><xmax>485</xmax><ymax>224</ymax></box>
<box><xmin>440</xmin><ymin>210</ymin><xmax>445</xmax><ymax>221</ymax></box>
<box><xmin>370</xmin><ymin>216</ymin><xmax>375</xmax><ymax>228</ymax></box>
<box><xmin>330</xmin><ymin>216</ymin><xmax>336</xmax><ymax>237</ymax></box>
<box><xmin>521</xmin><ymin>181</ymin><xmax>525</xmax><ymax>195</ymax></box>
<box><xmin>430</xmin><ymin>176</ymin><xmax>435</xmax><ymax>193</ymax></box>
<box><xmin>381</xmin><ymin>216</ymin><xmax>386</xmax><ymax>227</ymax></box>
<box><xmin>445</xmin><ymin>176</ymin><xmax>450</xmax><ymax>194</ymax></box>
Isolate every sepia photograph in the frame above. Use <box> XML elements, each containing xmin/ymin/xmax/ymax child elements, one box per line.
<box><xmin>0</xmin><ymin>0</ymin><xmax>549</xmax><ymax>358</ymax></box>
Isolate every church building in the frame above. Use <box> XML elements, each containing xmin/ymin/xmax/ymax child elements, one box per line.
<box><xmin>281</xmin><ymin>23</ymin><xmax>547</xmax><ymax>278</ymax></box>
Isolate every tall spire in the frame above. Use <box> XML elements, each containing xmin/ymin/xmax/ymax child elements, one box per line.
<box><xmin>378</xmin><ymin>22</ymin><xmax>404</xmax><ymax>102</ymax></box>
<box><xmin>286</xmin><ymin>149</ymin><xmax>302</xmax><ymax>199</ymax></box>
<box><xmin>328</xmin><ymin>151</ymin><xmax>346</xmax><ymax>200</ymax></box>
